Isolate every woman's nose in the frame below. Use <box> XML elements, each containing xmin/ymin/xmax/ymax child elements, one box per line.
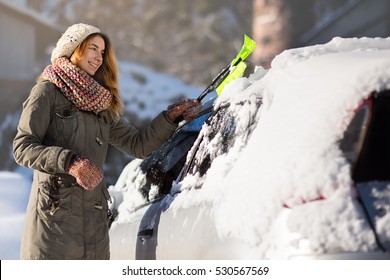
<box><xmin>95</xmin><ymin>53</ymin><xmax>103</xmax><ymax>62</ymax></box>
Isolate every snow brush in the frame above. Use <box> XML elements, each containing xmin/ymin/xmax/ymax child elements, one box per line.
<box><xmin>197</xmin><ymin>34</ymin><xmax>256</xmax><ymax>102</ymax></box>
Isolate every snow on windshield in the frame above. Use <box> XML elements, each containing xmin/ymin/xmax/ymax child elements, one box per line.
<box><xmin>111</xmin><ymin>37</ymin><xmax>390</xmax><ymax>257</ymax></box>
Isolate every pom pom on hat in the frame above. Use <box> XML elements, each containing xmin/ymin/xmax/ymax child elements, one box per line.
<box><xmin>51</xmin><ymin>23</ymin><xmax>100</xmax><ymax>63</ymax></box>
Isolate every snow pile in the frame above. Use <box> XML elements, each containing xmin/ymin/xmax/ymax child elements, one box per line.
<box><xmin>112</xmin><ymin>37</ymin><xmax>390</xmax><ymax>257</ymax></box>
<box><xmin>109</xmin><ymin>158</ymin><xmax>150</xmax><ymax>225</ymax></box>
<box><xmin>0</xmin><ymin>172</ymin><xmax>30</xmax><ymax>259</ymax></box>
<box><xmin>190</xmin><ymin>37</ymin><xmax>390</xmax><ymax>254</ymax></box>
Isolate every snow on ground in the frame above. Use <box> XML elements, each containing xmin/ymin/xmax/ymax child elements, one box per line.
<box><xmin>0</xmin><ymin>172</ymin><xmax>30</xmax><ymax>259</ymax></box>
<box><xmin>111</xmin><ymin>37</ymin><xmax>390</xmax><ymax>258</ymax></box>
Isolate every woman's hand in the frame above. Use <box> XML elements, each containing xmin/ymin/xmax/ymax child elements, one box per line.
<box><xmin>68</xmin><ymin>155</ymin><xmax>103</xmax><ymax>190</ymax></box>
<box><xmin>166</xmin><ymin>99</ymin><xmax>201</xmax><ymax>123</ymax></box>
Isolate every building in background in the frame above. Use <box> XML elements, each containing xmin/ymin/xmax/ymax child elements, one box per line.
<box><xmin>0</xmin><ymin>0</ymin><xmax>61</xmax><ymax>96</ymax></box>
<box><xmin>252</xmin><ymin>0</ymin><xmax>390</xmax><ymax>67</ymax></box>
<box><xmin>0</xmin><ymin>0</ymin><xmax>61</xmax><ymax>171</ymax></box>
<box><xmin>301</xmin><ymin>0</ymin><xmax>390</xmax><ymax>45</ymax></box>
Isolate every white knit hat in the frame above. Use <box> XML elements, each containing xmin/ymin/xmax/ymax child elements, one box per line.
<box><xmin>51</xmin><ymin>23</ymin><xmax>101</xmax><ymax>63</ymax></box>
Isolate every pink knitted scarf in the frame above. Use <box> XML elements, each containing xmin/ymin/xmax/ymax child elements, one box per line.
<box><xmin>43</xmin><ymin>57</ymin><xmax>112</xmax><ymax>113</ymax></box>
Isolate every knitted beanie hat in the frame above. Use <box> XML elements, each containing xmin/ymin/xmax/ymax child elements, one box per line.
<box><xmin>51</xmin><ymin>23</ymin><xmax>101</xmax><ymax>63</ymax></box>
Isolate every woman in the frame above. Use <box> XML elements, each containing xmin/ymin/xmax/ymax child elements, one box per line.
<box><xmin>13</xmin><ymin>23</ymin><xmax>200</xmax><ymax>259</ymax></box>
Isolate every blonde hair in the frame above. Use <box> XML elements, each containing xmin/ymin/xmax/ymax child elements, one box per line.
<box><xmin>70</xmin><ymin>33</ymin><xmax>123</xmax><ymax>120</ymax></box>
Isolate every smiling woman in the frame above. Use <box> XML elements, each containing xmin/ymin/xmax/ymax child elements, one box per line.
<box><xmin>13</xmin><ymin>23</ymin><xmax>201</xmax><ymax>260</ymax></box>
<box><xmin>71</xmin><ymin>36</ymin><xmax>105</xmax><ymax>76</ymax></box>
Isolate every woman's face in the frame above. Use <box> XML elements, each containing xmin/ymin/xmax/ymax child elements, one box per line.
<box><xmin>73</xmin><ymin>35</ymin><xmax>105</xmax><ymax>76</ymax></box>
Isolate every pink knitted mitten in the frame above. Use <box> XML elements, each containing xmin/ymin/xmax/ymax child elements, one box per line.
<box><xmin>68</xmin><ymin>155</ymin><xmax>103</xmax><ymax>190</ymax></box>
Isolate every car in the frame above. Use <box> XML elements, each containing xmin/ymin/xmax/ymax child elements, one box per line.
<box><xmin>108</xmin><ymin>37</ymin><xmax>390</xmax><ymax>259</ymax></box>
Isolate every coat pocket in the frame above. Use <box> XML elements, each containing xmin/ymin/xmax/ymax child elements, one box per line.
<box><xmin>36</xmin><ymin>177</ymin><xmax>72</xmax><ymax>222</ymax></box>
<box><xmin>55</xmin><ymin>105</ymin><xmax>78</xmax><ymax>135</ymax></box>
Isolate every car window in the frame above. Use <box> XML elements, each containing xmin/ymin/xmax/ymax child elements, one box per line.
<box><xmin>339</xmin><ymin>97</ymin><xmax>372</xmax><ymax>172</ymax></box>
<box><xmin>139</xmin><ymin>105</ymin><xmax>214</xmax><ymax>200</ymax></box>
<box><xmin>346</xmin><ymin>90</ymin><xmax>390</xmax><ymax>182</ymax></box>
<box><xmin>185</xmin><ymin>105</ymin><xmax>235</xmax><ymax>177</ymax></box>
<box><xmin>182</xmin><ymin>97</ymin><xmax>262</xmax><ymax>187</ymax></box>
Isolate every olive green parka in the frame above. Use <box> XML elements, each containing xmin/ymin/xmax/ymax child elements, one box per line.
<box><xmin>13</xmin><ymin>81</ymin><xmax>177</xmax><ymax>259</ymax></box>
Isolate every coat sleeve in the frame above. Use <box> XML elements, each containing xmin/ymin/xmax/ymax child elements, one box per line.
<box><xmin>13</xmin><ymin>82</ymin><xmax>74</xmax><ymax>174</ymax></box>
<box><xmin>109</xmin><ymin>111</ymin><xmax>177</xmax><ymax>159</ymax></box>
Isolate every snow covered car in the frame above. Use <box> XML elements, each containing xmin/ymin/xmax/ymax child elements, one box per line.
<box><xmin>108</xmin><ymin>37</ymin><xmax>390</xmax><ymax>259</ymax></box>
